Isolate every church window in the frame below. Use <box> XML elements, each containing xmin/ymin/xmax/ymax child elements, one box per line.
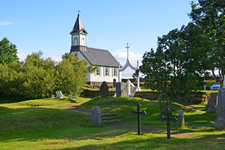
<box><xmin>113</xmin><ymin>68</ymin><xmax>117</xmax><ymax>76</ymax></box>
<box><xmin>96</xmin><ymin>68</ymin><xmax>100</xmax><ymax>76</ymax></box>
<box><xmin>105</xmin><ymin>67</ymin><xmax>109</xmax><ymax>76</ymax></box>
<box><xmin>74</xmin><ymin>37</ymin><xmax>78</xmax><ymax>46</ymax></box>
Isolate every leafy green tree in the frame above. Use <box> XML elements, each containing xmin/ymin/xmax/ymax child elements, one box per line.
<box><xmin>56</xmin><ymin>54</ymin><xmax>88</xmax><ymax>96</ymax></box>
<box><xmin>138</xmin><ymin>23</ymin><xmax>211</xmax><ymax>110</ymax></box>
<box><xmin>189</xmin><ymin>0</ymin><xmax>225</xmax><ymax>88</ymax></box>
<box><xmin>0</xmin><ymin>38</ymin><xmax>19</xmax><ymax>64</ymax></box>
<box><xmin>21</xmin><ymin>51</ymin><xmax>56</xmax><ymax>99</ymax></box>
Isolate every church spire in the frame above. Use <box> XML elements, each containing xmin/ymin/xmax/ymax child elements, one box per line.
<box><xmin>70</xmin><ymin>14</ymin><xmax>88</xmax><ymax>34</ymax></box>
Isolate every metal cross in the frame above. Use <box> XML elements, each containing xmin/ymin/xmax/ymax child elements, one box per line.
<box><xmin>160</xmin><ymin>107</ymin><xmax>177</xmax><ymax>140</ymax></box>
<box><xmin>78</xmin><ymin>10</ymin><xmax>81</xmax><ymax>14</ymax></box>
<box><xmin>125</xmin><ymin>42</ymin><xmax>130</xmax><ymax>60</ymax></box>
<box><xmin>132</xmin><ymin>103</ymin><xmax>146</xmax><ymax>135</ymax></box>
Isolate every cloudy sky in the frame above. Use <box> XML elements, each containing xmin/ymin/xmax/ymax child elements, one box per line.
<box><xmin>0</xmin><ymin>0</ymin><xmax>193</xmax><ymax>77</ymax></box>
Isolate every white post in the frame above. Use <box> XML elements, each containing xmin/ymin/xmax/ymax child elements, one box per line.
<box><xmin>137</xmin><ymin>60</ymin><xmax>140</xmax><ymax>91</ymax></box>
<box><xmin>127</xmin><ymin>80</ymin><xmax>130</xmax><ymax>97</ymax></box>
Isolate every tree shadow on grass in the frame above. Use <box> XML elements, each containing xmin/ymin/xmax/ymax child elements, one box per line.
<box><xmin>59</xmin><ymin>133</ymin><xmax>225</xmax><ymax>150</ymax></box>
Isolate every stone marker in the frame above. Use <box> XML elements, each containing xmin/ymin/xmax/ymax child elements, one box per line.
<box><xmin>113</xmin><ymin>79</ymin><xmax>116</xmax><ymax>87</ymax></box>
<box><xmin>160</xmin><ymin>107</ymin><xmax>177</xmax><ymax>140</ymax></box>
<box><xmin>56</xmin><ymin>91</ymin><xmax>63</xmax><ymax>98</ymax></box>
<box><xmin>100</xmin><ymin>81</ymin><xmax>109</xmax><ymax>98</ymax></box>
<box><xmin>215</xmin><ymin>88</ymin><xmax>225</xmax><ymax>130</ymax></box>
<box><xmin>68</xmin><ymin>94</ymin><xmax>72</xmax><ymax>100</ymax></box>
<box><xmin>178</xmin><ymin>110</ymin><xmax>185</xmax><ymax>127</ymax></box>
<box><xmin>116</xmin><ymin>82</ymin><xmax>124</xmax><ymax>97</ymax></box>
<box><xmin>206</xmin><ymin>93</ymin><xmax>218</xmax><ymax>113</ymax></box>
<box><xmin>91</xmin><ymin>106</ymin><xmax>101</xmax><ymax>126</ymax></box>
<box><xmin>132</xmin><ymin>103</ymin><xmax>146</xmax><ymax>135</ymax></box>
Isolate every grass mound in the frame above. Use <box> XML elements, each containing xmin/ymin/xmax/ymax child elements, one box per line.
<box><xmin>0</xmin><ymin>96</ymin><xmax>223</xmax><ymax>149</ymax></box>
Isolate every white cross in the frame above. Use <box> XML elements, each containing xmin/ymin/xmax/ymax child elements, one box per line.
<box><xmin>125</xmin><ymin>42</ymin><xmax>130</xmax><ymax>60</ymax></box>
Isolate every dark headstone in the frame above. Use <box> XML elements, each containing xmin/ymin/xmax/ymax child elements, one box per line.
<box><xmin>100</xmin><ymin>81</ymin><xmax>109</xmax><ymax>98</ymax></box>
<box><xmin>116</xmin><ymin>82</ymin><xmax>124</xmax><ymax>97</ymax></box>
<box><xmin>206</xmin><ymin>93</ymin><xmax>217</xmax><ymax>113</ymax></box>
<box><xmin>178</xmin><ymin>110</ymin><xmax>185</xmax><ymax>127</ymax></box>
<box><xmin>215</xmin><ymin>88</ymin><xmax>225</xmax><ymax>130</ymax></box>
<box><xmin>91</xmin><ymin>106</ymin><xmax>101</xmax><ymax>125</ymax></box>
<box><xmin>113</xmin><ymin>79</ymin><xmax>116</xmax><ymax>87</ymax></box>
<box><xmin>132</xmin><ymin>103</ymin><xmax>146</xmax><ymax>135</ymax></box>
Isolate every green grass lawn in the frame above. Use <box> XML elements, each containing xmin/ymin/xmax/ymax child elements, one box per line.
<box><xmin>0</xmin><ymin>96</ymin><xmax>224</xmax><ymax>150</ymax></box>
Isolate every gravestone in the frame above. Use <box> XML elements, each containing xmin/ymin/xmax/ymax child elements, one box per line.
<box><xmin>178</xmin><ymin>110</ymin><xmax>185</xmax><ymax>127</ymax></box>
<box><xmin>116</xmin><ymin>82</ymin><xmax>124</xmax><ymax>97</ymax></box>
<box><xmin>113</xmin><ymin>79</ymin><xmax>116</xmax><ymax>87</ymax></box>
<box><xmin>132</xmin><ymin>103</ymin><xmax>146</xmax><ymax>135</ymax></box>
<box><xmin>91</xmin><ymin>106</ymin><xmax>101</xmax><ymax>126</ymax></box>
<box><xmin>206</xmin><ymin>93</ymin><xmax>218</xmax><ymax>113</ymax></box>
<box><xmin>68</xmin><ymin>94</ymin><xmax>72</xmax><ymax>100</ymax></box>
<box><xmin>100</xmin><ymin>81</ymin><xmax>109</xmax><ymax>98</ymax></box>
<box><xmin>160</xmin><ymin>107</ymin><xmax>177</xmax><ymax>140</ymax></box>
<box><xmin>215</xmin><ymin>88</ymin><xmax>225</xmax><ymax>130</ymax></box>
<box><xmin>56</xmin><ymin>91</ymin><xmax>63</xmax><ymax>98</ymax></box>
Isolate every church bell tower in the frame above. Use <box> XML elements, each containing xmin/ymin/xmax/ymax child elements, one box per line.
<box><xmin>70</xmin><ymin>14</ymin><xmax>88</xmax><ymax>54</ymax></box>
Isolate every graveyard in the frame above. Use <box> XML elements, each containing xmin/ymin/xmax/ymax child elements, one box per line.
<box><xmin>0</xmin><ymin>93</ymin><xmax>225</xmax><ymax>150</ymax></box>
<box><xmin>1</xmin><ymin>0</ymin><xmax>224</xmax><ymax>149</ymax></box>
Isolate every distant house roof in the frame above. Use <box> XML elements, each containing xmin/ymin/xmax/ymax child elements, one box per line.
<box><xmin>70</xmin><ymin>14</ymin><xmax>88</xmax><ymax>35</ymax></box>
<box><xmin>80</xmin><ymin>47</ymin><xmax>119</xmax><ymax>67</ymax></box>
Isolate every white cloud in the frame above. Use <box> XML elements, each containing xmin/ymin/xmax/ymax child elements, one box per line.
<box><xmin>51</xmin><ymin>55</ymin><xmax>62</xmax><ymax>62</ymax></box>
<box><xmin>113</xmin><ymin>48</ymin><xmax>143</xmax><ymax>78</ymax></box>
<box><xmin>17</xmin><ymin>50</ymin><xmax>31</xmax><ymax>61</ymax></box>
<box><xmin>0</xmin><ymin>21</ymin><xmax>14</xmax><ymax>25</ymax></box>
<box><xmin>18</xmin><ymin>50</ymin><xmax>62</xmax><ymax>62</ymax></box>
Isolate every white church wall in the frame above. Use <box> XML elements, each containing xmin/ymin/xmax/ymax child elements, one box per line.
<box><xmin>90</xmin><ymin>67</ymin><xmax>118</xmax><ymax>84</ymax></box>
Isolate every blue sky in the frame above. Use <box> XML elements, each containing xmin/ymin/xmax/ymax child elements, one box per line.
<box><xmin>0</xmin><ymin>0</ymin><xmax>193</xmax><ymax>77</ymax></box>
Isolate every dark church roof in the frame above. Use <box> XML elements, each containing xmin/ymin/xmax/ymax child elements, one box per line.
<box><xmin>80</xmin><ymin>47</ymin><xmax>119</xmax><ymax>67</ymax></box>
<box><xmin>70</xmin><ymin>14</ymin><xmax>88</xmax><ymax>34</ymax></box>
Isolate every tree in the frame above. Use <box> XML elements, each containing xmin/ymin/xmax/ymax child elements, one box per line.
<box><xmin>56</xmin><ymin>54</ymin><xmax>88</xmax><ymax>96</ymax></box>
<box><xmin>189</xmin><ymin>0</ymin><xmax>225</xmax><ymax>88</ymax></box>
<box><xmin>0</xmin><ymin>38</ymin><xmax>19</xmax><ymax>64</ymax></box>
<box><xmin>138</xmin><ymin>23</ymin><xmax>211</xmax><ymax>110</ymax></box>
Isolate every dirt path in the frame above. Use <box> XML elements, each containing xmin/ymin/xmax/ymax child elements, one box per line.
<box><xmin>184</xmin><ymin>105</ymin><xmax>197</xmax><ymax>109</ymax></box>
<box><xmin>67</xmin><ymin>104</ymin><xmax>91</xmax><ymax>114</ymax></box>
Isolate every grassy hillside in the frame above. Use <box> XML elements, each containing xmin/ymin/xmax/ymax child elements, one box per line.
<box><xmin>0</xmin><ymin>96</ymin><xmax>224</xmax><ymax>149</ymax></box>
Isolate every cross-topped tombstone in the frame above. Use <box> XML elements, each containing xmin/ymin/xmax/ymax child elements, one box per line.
<box><xmin>132</xmin><ymin>103</ymin><xmax>146</xmax><ymax>135</ymax></box>
<box><xmin>160</xmin><ymin>107</ymin><xmax>177</xmax><ymax>140</ymax></box>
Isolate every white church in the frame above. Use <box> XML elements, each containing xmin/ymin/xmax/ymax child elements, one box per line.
<box><xmin>70</xmin><ymin>14</ymin><xmax>119</xmax><ymax>85</ymax></box>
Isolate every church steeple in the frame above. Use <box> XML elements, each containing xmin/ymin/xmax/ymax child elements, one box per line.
<box><xmin>70</xmin><ymin>14</ymin><xmax>88</xmax><ymax>35</ymax></box>
<box><xmin>70</xmin><ymin>14</ymin><xmax>88</xmax><ymax>53</ymax></box>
